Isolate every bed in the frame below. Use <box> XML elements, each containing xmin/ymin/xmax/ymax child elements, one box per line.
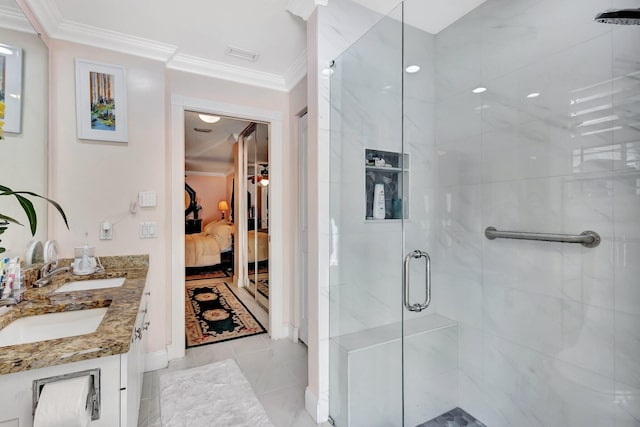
<box><xmin>185</xmin><ymin>221</ymin><xmax>234</xmax><ymax>268</ymax></box>
<box><xmin>247</xmin><ymin>230</ymin><xmax>269</xmax><ymax>263</ymax></box>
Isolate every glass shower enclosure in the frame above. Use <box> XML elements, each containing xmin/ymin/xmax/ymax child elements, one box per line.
<box><xmin>329</xmin><ymin>0</ymin><xmax>640</xmax><ymax>426</ymax></box>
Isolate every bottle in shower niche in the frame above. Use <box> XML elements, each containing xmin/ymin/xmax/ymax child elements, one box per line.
<box><xmin>373</xmin><ymin>183</ymin><xmax>385</xmax><ymax>219</ymax></box>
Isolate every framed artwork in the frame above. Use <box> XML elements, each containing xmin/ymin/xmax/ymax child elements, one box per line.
<box><xmin>0</xmin><ymin>43</ymin><xmax>23</xmax><ymax>134</ymax></box>
<box><xmin>75</xmin><ymin>59</ymin><xmax>128</xmax><ymax>142</ymax></box>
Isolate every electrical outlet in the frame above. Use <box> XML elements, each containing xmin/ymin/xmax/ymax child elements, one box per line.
<box><xmin>100</xmin><ymin>221</ymin><xmax>112</xmax><ymax>240</ymax></box>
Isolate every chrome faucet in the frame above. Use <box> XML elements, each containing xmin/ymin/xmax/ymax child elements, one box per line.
<box><xmin>34</xmin><ymin>261</ymin><xmax>71</xmax><ymax>287</ymax></box>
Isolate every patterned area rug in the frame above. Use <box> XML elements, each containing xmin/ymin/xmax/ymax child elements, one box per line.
<box><xmin>185</xmin><ymin>281</ymin><xmax>266</xmax><ymax>348</ymax></box>
<box><xmin>250</xmin><ymin>273</ymin><xmax>269</xmax><ymax>299</ymax></box>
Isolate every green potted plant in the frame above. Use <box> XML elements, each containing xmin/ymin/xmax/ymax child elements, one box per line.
<box><xmin>0</xmin><ymin>186</ymin><xmax>69</xmax><ymax>254</ymax></box>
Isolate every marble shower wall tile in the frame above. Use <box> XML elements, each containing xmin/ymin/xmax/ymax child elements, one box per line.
<box><xmin>482</xmin><ymin>333</ymin><xmax>633</xmax><ymax>427</ymax></box>
<box><xmin>614</xmin><ymin>241</ymin><xmax>640</xmax><ymax>316</ymax></box>
<box><xmin>615</xmin><ymin>310</ymin><xmax>640</xmax><ymax>390</ymax></box>
<box><xmin>327</xmin><ymin>0</ymin><xmax>639</xmax><ymax>424</ymax></box>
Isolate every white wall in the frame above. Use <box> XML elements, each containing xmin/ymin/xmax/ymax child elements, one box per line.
<box><xmin>48</xmin><ymin>40</ymin><xmax>168</xmax><ymax>353</ymax></box>
<box><xmin>0</xmin><ymin>26</ymin><xmax>48</xmax><ymax>255</ymax></box>
<box><xmin>45</xmin><ymin>42</ymin><xmax>303</xmax><ymax>360</ymax></box>
<box><xmin>306</xmin><ymin>0</ymin><xmax>389</xmax><ymax>420</ymax></box>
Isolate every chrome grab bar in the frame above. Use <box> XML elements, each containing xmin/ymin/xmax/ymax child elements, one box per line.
<box><xmin>484</xmin><ymin>227</ymin><xmax>600</xmax><ymax>248</ymax></box>
<box><xmin>403</xmin><ymin>250</ymin><xmax>431</xmax><ymax>313</ymax></box>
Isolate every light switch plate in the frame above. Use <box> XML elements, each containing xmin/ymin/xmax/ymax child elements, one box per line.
<box><xmin>139</xmin><ymin>191</ymin><xmax>156</xmax><ymax>207</ymax></box>
<box><xmin>139</xmin><ymin>222</ymin><xmax>158</xmax><ymax>239</ymax></box>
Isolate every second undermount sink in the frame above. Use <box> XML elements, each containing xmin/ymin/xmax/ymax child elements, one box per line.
<box><xmin>54</xmin><ymin>277</ymin><xmax>126</xmax><ymax>293</ymax></box>
<box><xmin>0</xmin><ymin>307</ymin><xmax>109</xmax><ymax>347</ymax></box>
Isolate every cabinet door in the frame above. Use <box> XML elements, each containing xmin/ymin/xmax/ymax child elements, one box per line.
<box><xmin>0</xmin><ymin>355</ymin><xmax>121</xmax><ymax>427</ymax></box>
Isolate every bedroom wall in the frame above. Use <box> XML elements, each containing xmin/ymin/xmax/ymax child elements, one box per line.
<box><xmin>185</xmin><ymin>174</ymin><xmax>228</xmax><ymax>225</ymax></box>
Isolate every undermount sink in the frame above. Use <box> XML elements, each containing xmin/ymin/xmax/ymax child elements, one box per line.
<box><xmin>0</xmin><ymin>307</ymin><xmax>109</xmax><ymax>347</ymax></box>
<box><xmin>54</xmin><ymin>277</ymin><xmax>126</xmax><ymax>293</ymax></box>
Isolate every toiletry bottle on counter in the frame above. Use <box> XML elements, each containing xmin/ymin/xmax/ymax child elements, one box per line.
<box><xmin>373</xmin><ymin>183</ymin><xmax>386</xmax><ymax>220</ymax></box>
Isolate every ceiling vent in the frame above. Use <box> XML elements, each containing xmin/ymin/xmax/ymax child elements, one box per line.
<box><xmin>225</xmin><ymin>46</ymin><xmax>259</xmax><ymax>62</ymax></box>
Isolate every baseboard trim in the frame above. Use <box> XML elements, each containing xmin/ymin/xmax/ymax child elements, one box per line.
<box><xmin>144</xmin><ymin>349</ymin><xmax>168</xmax><ymax>372</ymax></box>
<box><xmin>305</xmin><ymin>387</ymin><xmax>329</xmax><ymax>423</ymax></box>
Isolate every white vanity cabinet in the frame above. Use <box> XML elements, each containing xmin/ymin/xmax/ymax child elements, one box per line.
<box><xmin>121</xmin><ymin>283</ymin><xmax>150</xmax><ymax>427</ymax></box>
<box><xmin>0</xmin><ymin>354</ymin><xmax>122</xmax><ymax>427</ymax></box>
<box><xmin>0</xmin><ymin>283</ymin><xmax>150</xmax><ymax>427</ymax></box>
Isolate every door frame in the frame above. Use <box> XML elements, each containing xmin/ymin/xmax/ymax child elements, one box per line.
<box><xmin>169</xmin><ymin>95</ymin><xmax>286</xmax><ymax>360</ymax></box>
<box><xmin>297</xmin><ymin>112</ymin><xmax>309</xmax><ymax>344</ymax></box>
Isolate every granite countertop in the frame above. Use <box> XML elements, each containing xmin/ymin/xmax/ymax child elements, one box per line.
<box><xmin>0</xmin><ymin>255</ymin><xmax>149</xmax><ymax>375</ymax></box>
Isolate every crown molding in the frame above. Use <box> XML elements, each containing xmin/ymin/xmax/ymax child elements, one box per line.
<box><xmin>284</xmin><ymin>49</ymin><xmax>308</xmax><ymax>90</ymax></box>
<box><xmin>55</xmin><ymin>21</ymin><xmax>177</xmax><ymax>62</ymax></box>
<box><xmin>168</xmin><ymin>53</ymin><xmax>289</xmax><ymax>92</ymax></box>
<box><xmin>22</xmin><ymin>0</ymin><xmax>62</xmax><ymax>36</ymax></box>
<box><xmin>0</xmin><ymin>5</ymin><xmax>37</xmax><ymax>34</ymax></box>
<box><xmin>286</xmin><ymin>0</ymin><xmax>328</xmax><ymax>21</ymax></box>
<box><xmin>24</xmin><ymin>0</ymin><xmax>306</xmax><ymax>91</ymax></box>
<box><xmin>24</xmin><ymin>0</ymin><xmax>177</xmax><ymax>61</ymax></box>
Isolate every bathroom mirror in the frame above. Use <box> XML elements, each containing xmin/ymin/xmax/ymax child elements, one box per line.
<box><xmin>0</xmin><ymin>0</ymin><xmax>49</xmax><ymax>256</ymax></box>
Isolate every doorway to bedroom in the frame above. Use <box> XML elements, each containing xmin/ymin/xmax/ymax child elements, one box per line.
<box><xmin>183</xmin><ymin>110</ymin><xmax>270</xmax><ymax>349</ymax></box>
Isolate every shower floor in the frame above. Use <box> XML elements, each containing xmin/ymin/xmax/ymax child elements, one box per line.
<box><xmin>417</xmin><ymin>407</ymin><xmax>486</xmax><ymax>427</ymax></box>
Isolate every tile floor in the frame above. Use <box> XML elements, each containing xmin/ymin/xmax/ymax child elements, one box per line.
<box><xmin>138</xmin><ymin>279</ymin><xmax>328</xmax><ymax>427</ymax></box>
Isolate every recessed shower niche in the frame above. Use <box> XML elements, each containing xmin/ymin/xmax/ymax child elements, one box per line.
<box><xmin>365</xmin><ymin>148</ymin><xmax>409</xmax><ymax>221</ymax></box>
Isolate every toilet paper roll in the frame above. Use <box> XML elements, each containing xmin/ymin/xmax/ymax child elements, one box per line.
<box><xmin>33</xmin><ymin>376</ymin><xmax>92</xmax><ymax>427</ymax></box>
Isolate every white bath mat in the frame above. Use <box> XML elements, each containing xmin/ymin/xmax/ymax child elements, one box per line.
<box><xmin>159</xmin><ymin>359</ymin><xmax>274</xmax><ymax>427</ymax></box>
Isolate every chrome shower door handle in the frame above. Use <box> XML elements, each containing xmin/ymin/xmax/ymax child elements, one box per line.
<box><xmin>403</xmin><ymin>250</ymin><xmax>432</xmax><ymax>312</ymax></box>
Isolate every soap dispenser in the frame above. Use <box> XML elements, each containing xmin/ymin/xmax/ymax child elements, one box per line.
<box><xmin>73</xmin><ymin>233</ymin><xmax>96</xmax><ymax>275</ymax></box>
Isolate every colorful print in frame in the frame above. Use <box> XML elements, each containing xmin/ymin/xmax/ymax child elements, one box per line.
<box><xmin>75</xmin><ymin>59</ymin><xmax>127</xmax><ymax>142</ymax></box>
<box><xmin>0</xmin><ymin>43</ymin><xmax>23</xmax><ymax>134</ymax></box>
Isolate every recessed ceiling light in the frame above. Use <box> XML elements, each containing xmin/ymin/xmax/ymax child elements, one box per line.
<box><xmin>0</xmin><ymin>46</ymin><xmax>13</xmax><ymax>55</ymax></box>
<box><xmin>198</xmin><ymin>114</ymin><xmax>221</xmax><ymax>124</ymax></box>
<box><xmin>472</xmin><ymin>87</ymin><xmax>487</xmax><ymax>94</ymax></box>
<box><xmin>527</xmin><ymin>92</ymin><xmax>541</xmax><ymax>98</ymax></box>
<box><xmin>405</xmin><ymin>65</ymin><xmax>420</xmax><ymax>73</ymax></box>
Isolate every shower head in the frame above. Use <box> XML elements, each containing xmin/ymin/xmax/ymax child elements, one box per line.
<box><xmin>594</xmin><ymin>8</ymin><xmax>640</xmax><ymax>25</ymax></box>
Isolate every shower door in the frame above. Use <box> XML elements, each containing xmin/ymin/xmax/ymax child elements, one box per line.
<box><xmin>328</xmin><ymin>3</ymin><xmax>405</xmax><ymax>426</ymax></box>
